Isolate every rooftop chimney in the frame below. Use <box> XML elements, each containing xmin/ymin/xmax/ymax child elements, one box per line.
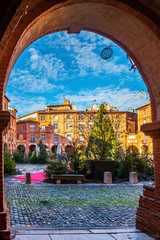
<box><xmin>72</xmin><ymin>103</ymin><xmax>76</xmax><ymax>111</ymax></box>
<box><xmin>64</xmin><ymin>99</ymin><xmax>70</xmax><ymax>105</ymax></box>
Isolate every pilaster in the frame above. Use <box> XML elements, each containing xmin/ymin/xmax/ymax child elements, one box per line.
<box><xmin>0</xmin><ymin>111</ymin><xmax>11</xmax><ymax>240</ymax></box>
<box><xmin>136</xmin><ymin>121</ymin><xmax>160</xmax><ymax>238</ymax></box>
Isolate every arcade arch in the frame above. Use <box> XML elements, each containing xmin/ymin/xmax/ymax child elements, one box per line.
<box><xmin>128</xmin><ymin>145</ymin><xmax>138</xmax><ymax>154</ymax></box>
<box><xmin>17</xmin><ymin>145</ymin><xmax>26</xmax><ymax>158</ymax></box>
<box><xmin>29</xmin><ymin>144</ymin><xmax>36</xmax><ymax>153</ymax></box>
<box><xmin>51</xmin><ymin>145</ymin><xmax>57</xmax><ymax>154</ymax></box>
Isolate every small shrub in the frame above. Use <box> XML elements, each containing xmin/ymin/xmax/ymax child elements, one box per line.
<box><xmin>66</xmin><ymin>145</ymin><xmax>88</xmax><ymax>175</ymax></box>
<box><xmin>45</xmin><ymin>161</ymin><xmax>68</xmax><ymax>177</ymax></box>
<box><xmin>29</xmin><ymin>153</ymin><xmax>39</xmax><ymax>164</ymax></box>
<box><xmin>28</xmin><ymin>151</ymin><xmax>32</xmax><ymax>159</ymax></box>
<box><xmin>12</xmin><ymin>151</ymin><xmax>23</xmax><ymax>163</ymax></box>
<box><xmin>116</xmin><ymin>152</ymin><xmax>148</xmax><ymax>179</ymax></box>
<box><xmin>38</xmin><ymin>140</ymin><xmax>48</xmax><ymax>163</ymax></box>
<box><xmin>4</xmin><ymin>150</ymin><xmax>16</xmax><ymax>175</ymax></box>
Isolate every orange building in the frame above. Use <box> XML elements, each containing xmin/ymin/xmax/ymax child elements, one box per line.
<box><xmin>127</xmin><ymin>101</ymin><xmax>153</xmax><ymax>155</ymax></box>
<box><xmin>3</xmin><ymin>96</ymin><xmax>17</xmax><ymax>154</ymax></box>
<box><xmin>17</xmin><ymin>100</ymin><xmax>137</xmax><ymax>154</ymax></box>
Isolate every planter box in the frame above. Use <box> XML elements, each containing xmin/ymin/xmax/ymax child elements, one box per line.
<box><xmin>87</xmin><ymin>160</ymin><xmax>115</xmax><ymax>181</ymax></box>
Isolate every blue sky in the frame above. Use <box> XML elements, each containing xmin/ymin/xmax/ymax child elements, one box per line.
<box><xmin>6</xmin><ymin>31</ymin><xmax>149</xmax><ymax>117</ymax></box>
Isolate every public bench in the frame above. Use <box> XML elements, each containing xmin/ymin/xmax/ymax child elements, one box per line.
<box><xmin>51</xmin><ymin>174</ymin><xmax>85</xmax><ymax>184</ymax></box>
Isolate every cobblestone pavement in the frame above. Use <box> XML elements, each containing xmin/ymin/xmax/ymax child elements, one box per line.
<box><xmin>5</xmin><ymin>184</ymin><xmax>143</xmax><ymax>230</ymax></box>
<box><xmin>16</xmin><ymin>164</ymin><xmax>47</xmax><ymax>175</ymax></box>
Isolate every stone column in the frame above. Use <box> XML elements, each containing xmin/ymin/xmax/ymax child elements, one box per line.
<box><xmin>0</xmin><ymin>111</ymin><xmax>11</xmax><ymax>240</ymax></box>
<box><xmin>136</xmin><ymin>121</ymin><xmax>160</xmax><ymax>239</ymax></box>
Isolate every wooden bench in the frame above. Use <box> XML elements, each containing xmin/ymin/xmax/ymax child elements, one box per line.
<box><xmin>51</xmin><ymin>174</ymin><xmax>85</xmax><ymax>184</ymax></box>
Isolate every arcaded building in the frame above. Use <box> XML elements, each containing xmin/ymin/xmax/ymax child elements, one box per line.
<box><xmin>16</xmin><ymin>99</ymin><xmax>137</xmax><ymax>154</ymax></box>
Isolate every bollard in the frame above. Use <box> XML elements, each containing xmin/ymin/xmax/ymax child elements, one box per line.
<box><xmin>129</xmin><ymin>172</ymin><xmax>138</xmax><ymax>184</ymax></box>
<box><xmin>104</xmin><ymin>171</ymin><xmax>112</xmax><ymax>184</ymax></box>
<box><xmin>26</xmin><ymin>172</ymin><xmax>31</xmax><ymax>184</ymax></box>
<box><xmin>56</xmin><ymin>180</ymin><xmax>61</xmax><ymax>184</ymax></box>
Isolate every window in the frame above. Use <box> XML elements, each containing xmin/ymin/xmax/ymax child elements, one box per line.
<box><xmin>144</xmin><ymin>119</ymin><xmax>146</xmax><ymax>124</ymax></box>
<box><xmin>31</xmin><ymin>134</ymin><xmax>35</xmax><ymax>143</ymax></box>
<box><xmin>54</xmin><ymin>134</ymin><xmax>58</xmax><ymax>143</ymax></box>
<box><xmin>67</xmin><ymin>115</ymin><xmax>71</xmax><ymax>119</ymax></box>
<box><xmin>79</xmin><ymin>124</ymin><xmax>84</xmax><ymax>130</ymax></box>
<box><xmin>144</xmin><ymin>110</ymin><xmax>146</xmax><ymax>115</ymax></box>
<box><xmin>66</xmin><ymin>123</ymin><xmax>72</xmax><ymax>129</ymax></box>
<box><xmin>116</xmin><ymin>115</ymin><xmax>119</xmax><ymax>119</ymax></box>
<box><xmin>41</xmin><ymin>125</ymin><xmax>46</xmax><ymax>131</ymax></box>
<box><xmin>53</xmin><ymin>116</ymin><xmax>58</xmax><ymax>120</ymax></box>
<box><xmin>79</xmin><ymin>115</ymin><xmax>83</xmax><ymax>120</ymax></box>
<box><xmin>67</xmin><ymin>134</ymin><xmax>72</xmax><ymax>141</ymax></box>
<box><xmin>41</xmin><ymin>134</ymin><xmax>46</xmax><ymax>141</ymax></box>
<box><xmin>117</xmin><ymin>134</ymin><xmax>120</xmax><ymax>141</ymax></box>
<box><xmin>89</xmin><ymin>124</ymin><xmax>93</xmax><ymax>129</ymax></box>
<box><xmin>41</xmin><ymin>116</ymin><xmax>45</xmax><ymax>121</ymax></box>
<box><xmin>131</xmin><ymin>115</ymin><xmax>133</xmax><ymax>120</ymax></box>
<box><xmin>127</xmin><ymin>124</ymin><xmax>129</xmax><ymax>130</ymax></box>
<box><xmin>115</xmin><ymin>123</ymin><xmax>120</xmax><ymax>130</ymax></box>
<box><xmin>4</xmin><ymin>102</ymin><xmax>6</xmax><ymax>110</ymax></box>
<box><xmin>54</xmin><ymin>123</ymin><xmax>58</xmax><ymax>129</ymax></box>
<box><xmin>79</xmin><ymin>135</ymin><xmax>84</xmax><ymax>144</ymax></box>
<box><xmin>22</xmin><ymin>125</ymin><xmax>26</xmax><ymax>130</ymax></box>
<box><xmin>90</xmin><ymin>115</ymin><xmax>94</xmax><ymax>120</ymax></box>
<box><xmin>30</xmin><ymin>125</ymin><xmax>35</xmax><ymax>130</ymax></box>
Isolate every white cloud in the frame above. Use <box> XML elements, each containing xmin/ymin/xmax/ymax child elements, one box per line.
<box><xmin>10</xmin><ymin>69</ymin><xmax>64</xmax><ymax>93</ymax></box>
<box><xmin>7</xmin><ymin>95</ymin><xmax>47</xmax><ymax>116</ymax></box>
<box><xmin>56</xmin><ymin>86</ymin><xmax>149</xmax><ymax>111</ymax></box>
<box><xmin>28</xmin><ymin>48</ymin><xmax>67</xmax><ymax>80</ymax></box>
<box><xmin>6</xmin><ymin>31</ymin><xmax>146</xmax><ymax>116</ymax></box>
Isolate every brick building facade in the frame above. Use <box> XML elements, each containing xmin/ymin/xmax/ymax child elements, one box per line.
<box><xmin>3</xmin><ymin>96</ymin><xmax>17</xmax><ymax>154</ymax></box>
<box><xmin>127</xmin><ymin>101</ymin><xmax>153</xmax><ymax>155</ymax></box>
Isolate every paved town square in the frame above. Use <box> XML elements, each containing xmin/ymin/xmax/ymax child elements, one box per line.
<box><xmin>5</xmin><ymin>172</ymin><xmax>143</xmax><ymax>230</ymax></box>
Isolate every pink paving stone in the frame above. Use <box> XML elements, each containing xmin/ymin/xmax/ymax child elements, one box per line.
<box><xmin>12</xmin><ymin>171</ymin><xmax>47</xmax><ymax>182</ymax></box>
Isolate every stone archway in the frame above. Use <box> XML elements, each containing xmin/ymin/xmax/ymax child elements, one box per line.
<box><xmin>29</xmin><ymin>144</ymin><xmax>36</xmax><ymax>153</ymax></box>
<box><xmin>65</xmin><ymin>145</ymin><xmax>74</xmax><ymax>154</ymax></box>
<box><xmin>17</xmin><ymin>144</ymin><xmax>26</xmax><ymax>158</ymax></box>
<box><xmin>51</xmin><ymin>145</ymin><xmax>57</xmax><ymax>154</ymax></box>
<box><xmin>0</xmin><ymin>1</ymin><xmax>160</xmax><ymax>239</ymax></box>
<box><xmin>128</xmin><ymin>145</ymin><xmax>139</xmax><ymax>154</ymax></box>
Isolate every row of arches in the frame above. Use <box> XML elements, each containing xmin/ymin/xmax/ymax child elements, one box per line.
<box><xmin>17</xmin><ymin>144</ymin><xmax>149</xmax><ymax>156</ymax></box>
<box><xmin>17</xmin><ymin>144</ymin><xmax>75</xmax><ymax>156</ymax></box>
